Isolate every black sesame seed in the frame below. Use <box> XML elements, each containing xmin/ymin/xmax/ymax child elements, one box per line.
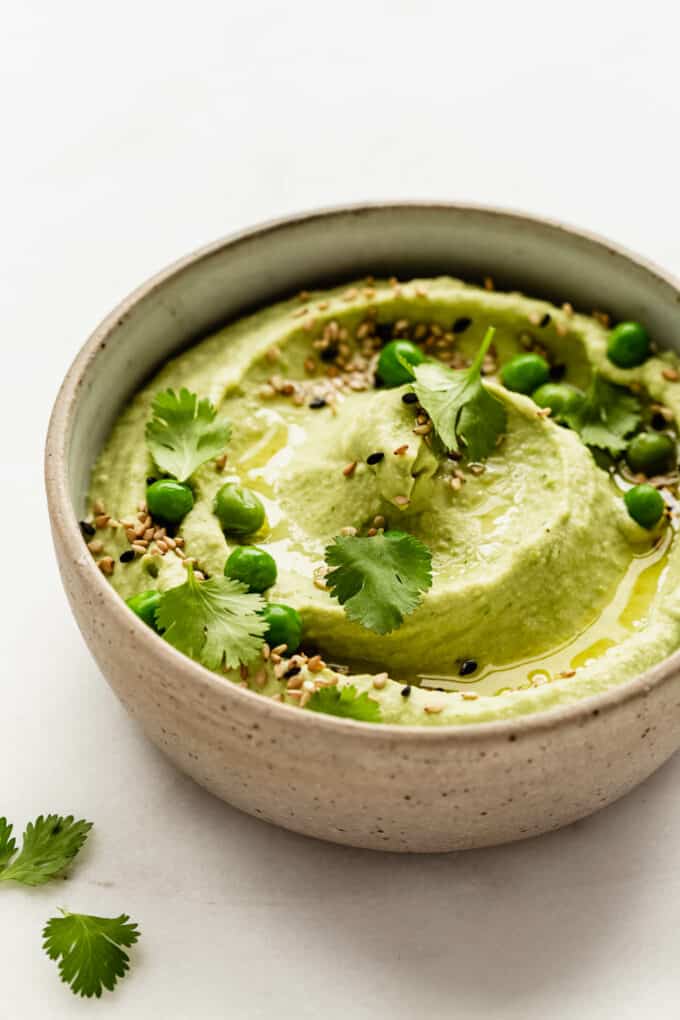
<box><xmin>453</xmin><ymin>316</ymin><xmax>472</xmax><ymax>334</ymax></box>
<box><xmin>146</xmin><ymin>477</ymin><xmax>157</xmax><ymax>486</ymax></box>
<box><xmin>79</xmin><ymin>520</ymin><xmax>96</xmax><ymax>538</ymax></box>
<box><xmin>320</xmin><ymin>345</ymin><xmax>338</xmax><ymax>363</ymax></box>
<box><xmin>651</xmin><ymin>412</ymin><xmax>667</xmax><ymax>431</ymax></box>
<box><xmin>549</xmin><ymin>363</ymin><xmax>566</xmax><ymax>382</ymax></box>
<box><xmin>309</xmin><ymin>397</ymin><xmax>327</xmax><ymax>409</ymax></box>
<box><xmin>119</xmin><ymin>549</ymin><xmax>135</xmax><ymax>563</ymax></box>
<box><xmin>402</xmin><ymin>392</ymin><xmax>418</xmax><ymax>405</ymax></box>
<box><xmin>539</xmin><ymin>313</ymin><xmax>551</xmax><ymax>328</ymax></box>
<box><xmin>401</xmin><ymin>685</ymin><xmax>412</xmax><ymax>698</ymax></box>
<box><xmin>283</xmin><ymin>665</ymin><xmax>301</xmax><ymax>679</ymax></box>
<box><xmin>459</xmin><ymin>659</ymin><xmax>478</xmax><ymax>677</ymax></box>
<box><xmin>366</xmin><ymin>452</ymin><xmax>385</xmax><ymax>465</ymax></box>
<box><xmin>376</xmin><ymin>322</ymin><xmax>394</xmax><ymax>343</ymax></box>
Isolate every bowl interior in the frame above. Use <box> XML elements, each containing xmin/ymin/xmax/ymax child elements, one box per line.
<box><xmin>57</xmin><ymin>204</ymin><xmax>680</xmax><ymax>513</ymax></box>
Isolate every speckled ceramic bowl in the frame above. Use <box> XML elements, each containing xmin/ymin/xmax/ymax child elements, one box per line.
<box><xmin>45</xmin><ymin>204</ymin><xmax>680</xmax><ymax>852</ymax></box>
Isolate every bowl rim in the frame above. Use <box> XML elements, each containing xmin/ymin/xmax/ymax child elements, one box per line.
<box><xmin>45</xmin><ymin>199</ymin><xmax>680</xmax><ymax>742</ymax></box>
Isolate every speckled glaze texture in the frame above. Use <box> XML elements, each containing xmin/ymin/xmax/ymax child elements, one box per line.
<box><xmin>45</xmin><ymin>204</ymin><xmax>680</xmax><ymax>852</ymax></box>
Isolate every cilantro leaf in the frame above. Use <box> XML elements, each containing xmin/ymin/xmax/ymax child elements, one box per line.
<box><xmin>43</xmin><ymin>910</ymin><xmax>140</xmax><ymax>998</ymax></box>
<box><xmin>0</xmin><ymin>815</ymin><xmax>92</xmax><ymax>886</ymax></box>
<box><xmin>412</xmin><ymin>327</ymin><xmax>506</xmax><ymax>461</ymax></box>
<box><xmin>156</xmin><ymin>564</ymin><xmax>268</xmax><ymax>669</ymax></box>
<box><xmin>0</xmin><ymin>818</ymin><xmax>16</xmax><ymax>870</ymax></box>
<box><xmin>563</xmin><ymin>373</ymin><xmax>641</xmax><ymax>455</ymax></box>
<box><xmin>307</xmin><ymin>684</ymin><xmax>382</xmax><ymax>723</ymax></box>
<box><xmin>145</xmin><ymin>387</ymin><xmax>231</xmax><ymax>482</ymax></box>
<box><xmin>324</xmin><ymin>530</ymin><xmax>432</xmax><ymax>634</ymax></box>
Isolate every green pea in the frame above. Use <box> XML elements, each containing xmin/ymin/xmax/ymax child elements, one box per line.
<box><xmin>146</xmin><ymin>479</ymin><xmax>194</xmax><ymax>524</ymax></box>
<box><xmin>126</xmin><ymin>590</ymin><xmax>162</xmax><ymax>631</ymax></box>
<box><xmin>624</xmin><ymin>484</ymin><xmax>665</xmax><ymax>529</ymax></box>
<box><xmin>224</xmin><ymin>545</ymin><xmax>277</xmax><ymax>593</ymax></box>
<box><xmin>532</xmin><ymin>382</ymin><xmax>583</xmax><ymax>418</ymax></box>
<box><xmin>214</xmin><ymin>483</ymin><xmax>265</xmax><ymax>535</ymax></box>
<box><xmin>261</xmin><ymin>603</ymin><xmax>302</xmax><ymax>653</ymax></box>
<box><xmin>625</xmin><ymin>432</ymin><xmax>676</xmax><ymax>476</ymax></box>
<box><xmin>377</xmin><ymin>340</ymin><xmax>425</xmax><ymax>387</ymax></box>
<box><xmin>500</xmin><ymin>353</ymin><xmax>550</xmax><ymax>395</ymax></box>
<box><xmin>607</xmin><ymin>322</ymin><xmax>650</xmax><ymax>369</ymax></box>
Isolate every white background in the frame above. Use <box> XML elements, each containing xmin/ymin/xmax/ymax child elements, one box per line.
<box><xmin>3</xmin><ymin>2</ymin><xmax>680</xmax><ymax>1016</ymax></box>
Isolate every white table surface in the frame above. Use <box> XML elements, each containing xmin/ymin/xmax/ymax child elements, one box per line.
<box><xmin>4</xmin><ymin>2</ymin><xmax>680</xmax><ymax>1016</ymax></box>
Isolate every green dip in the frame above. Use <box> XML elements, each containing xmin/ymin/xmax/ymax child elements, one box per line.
<box><xmin>87</xmin><ymin>277</ymin><xmax>680</xmax><ymax>724</ymax></box>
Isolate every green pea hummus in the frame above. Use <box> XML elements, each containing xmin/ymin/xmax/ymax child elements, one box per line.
<box><xmin>88</xmin><ymin>277</ymin><xmax>680</xmax><ymax>724</ymax></box>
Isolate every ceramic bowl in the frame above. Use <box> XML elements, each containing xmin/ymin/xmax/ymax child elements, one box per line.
<box><xmin>45</xmin><ymin>203</ymin><xmax>680</xmax><ymax>852</ymax></box>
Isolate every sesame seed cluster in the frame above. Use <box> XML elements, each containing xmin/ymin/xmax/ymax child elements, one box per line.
<box><xmin>81</xmin><ymin>497</ymin><xmax>191</xmax><ymax>578</ymax></box>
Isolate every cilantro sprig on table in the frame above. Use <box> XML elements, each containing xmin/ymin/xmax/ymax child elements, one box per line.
<box><xmin>156</xmin><ymin>563</ymin><xmax>268</xmax><ymax>669</ymax></box>
<box><xmin>324</xmin><ymin>530</ymin><xmax>432</xmax><ymax>635</ymax></box>
<box><xmin>145</xmin><ymin>387</ymin><xmax>231</xmax><ymax>481</ymax></box>
<box><xmin>2</xmin><ymin>813</ymin><xmax>141</xmax><ymax>998</ymax></box>
<box><xmin>411</xmin><ymin>326</ymin><xmax>507</xmax><ymax>460</ymax></box>
<box><xmin>43</xmin><ymin>910</ymin><xmax>140</xmax><ymax>999</ymax></box>
<box><xmin>0</xmin><ymin>814</ymin><xmax>92</xmax><ymax>886</ymax></box>
<box><xmin>563</xmin><ymin>372</ymin><xmax>642</xmax><ymax>455</ymax></box>
<box><xmin>307</xmin><ymin>684</ymin><xmax>382</xmax><ymax>723</ymax></box>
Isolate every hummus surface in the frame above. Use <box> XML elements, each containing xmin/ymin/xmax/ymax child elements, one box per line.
<box><xmin>88</xmin><ymin>277</ymin><xmax>680</xmax><ymax>724</ymax></box>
